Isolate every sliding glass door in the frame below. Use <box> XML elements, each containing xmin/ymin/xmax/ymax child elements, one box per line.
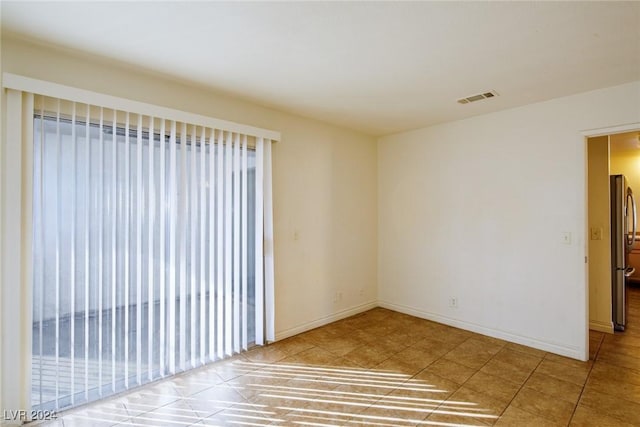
<box><xmin>31</xmin><ymin>101</ymin><xmax>259</xmax><ymax>411</ymax></box>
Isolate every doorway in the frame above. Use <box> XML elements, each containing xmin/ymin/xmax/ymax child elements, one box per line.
<box><xmin>587</xmin><ymin>131</ymin><xmax>640</xmax><ymax>334</ymax></box>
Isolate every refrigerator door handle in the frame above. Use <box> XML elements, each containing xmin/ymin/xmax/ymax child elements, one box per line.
<box><xmin>625</xmin><ymin>267</ymin><xmax>636</xmax><ymax>277</ymax></box>
<box><xmin>633</xmin><ymin>191</ymin><xmax>638</xmax><ymax>244</ymax></box>
<box><xmin>627</xmin><ymin>191</ymin><xmax>637</xmax><ymax>247</ymax></box>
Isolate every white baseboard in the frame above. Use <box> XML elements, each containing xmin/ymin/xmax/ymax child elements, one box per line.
<box><xmin>589</xmin><ymin>320</ymin><xmax>614</xmax><ymax>334</ymax></box>
<box><xmin>378</xmin><ymin>300</ymin><xmax>587</xmax><ymax>361</ymax></box>
<box><xmin>273</xmin><ymin>299</ymin><xmax>588</xmax><ymax>361</ymax></box>
<box><xmin>274</xmin><ymin>301</ymin><xmax>378</xmax><ymax>342</ymax></box>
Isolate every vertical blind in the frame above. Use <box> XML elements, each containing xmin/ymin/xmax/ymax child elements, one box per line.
<box><xmin>29</xmin><ymin>93</ymin><xmax>274</xmax><ymax>411</ymax></box>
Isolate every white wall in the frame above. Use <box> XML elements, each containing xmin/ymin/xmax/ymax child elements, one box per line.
<box><xmin>0</xmin><ymin>37</ymin><xmax>378</xmax><ymax>341</ymax></box>
<box><xmin>378</xmin><ymin>81</ymin><xmax>640</xmax><ymax>360</ymax></box>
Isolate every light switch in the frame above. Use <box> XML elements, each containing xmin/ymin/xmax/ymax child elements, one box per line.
<box><xmin>561</xmin><ymin>232</ymin><xmax>572</xmax><ymax>245</ymax></box>
<box><xmin>590</xmin><ymin>227</ymin><xmax>603</xmax><ymax>241</ymax></box>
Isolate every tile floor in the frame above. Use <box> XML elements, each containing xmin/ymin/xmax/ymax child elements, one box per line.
<box><xmin>33</xmin><ymin>287</ymin><xmax>640</xmax><ymax>426</ymax></box>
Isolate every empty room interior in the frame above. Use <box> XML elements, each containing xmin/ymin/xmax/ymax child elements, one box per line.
<box><xmin>1</xmin><ymin>1</ymin><xmax>640</xmax><ymax>426</ymax></box>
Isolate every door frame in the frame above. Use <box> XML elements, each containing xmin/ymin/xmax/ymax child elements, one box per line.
<box><xmin>583</xmin><ymin>122</ymin><xmax>640</xmax><ymax>355</ymax></box>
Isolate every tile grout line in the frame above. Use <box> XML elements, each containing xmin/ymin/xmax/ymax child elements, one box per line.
<box><xmin>336</xmin><ymin>320</ymin><xmax>420</xmax><ymax>425</ymax></box>
<box><xmin>326</xmin><ymin>332</ymin><xmax>469</xmax><ymax>426</ymax></box>
<box><xmin>308</xmin><ymin>321</ymin><xmax>465</xmax><ymax>425</ymax></box>
<box><xmin>267</xmin><ymin>325</ymin><xmax>398</xmax><ymax>426</ymax></box>
<box><xmin>414</xmin><ymin>339</ymin><xmax>555</xmax><ymax>425</ymax></box>
<box><xmin>403</xmin><ymin>335</ymin><xmax>530</xmax><ymax>423</ymax></box>
<box><xmin>438</xmin><ymin>339</ymin><xmax>527</xmax><ymax>426</ymax></box>
<box><xmin>406</xmin><ymin>335</ymin><xmax>477</xmax><ymax>424</ymax></box>
<box><xmin>566</xmin><ymin>331</ymin><xmax>604</xmax><ymax>426</ymax></box>
<box><xmin>494</xmin><ymin>353</ymin><xmax>547</xmax><ymax>425</ymax></box>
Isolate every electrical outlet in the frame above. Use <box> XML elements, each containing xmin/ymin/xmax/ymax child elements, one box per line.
<box><xmin>333</xmin><ymin>291</ymin><xmax>343</xmax><ymax>303</ymax></box>
<box><xmin>449</xmin><ymin>297</ymin><xmax>458</xmax><ymax>308</ymax></box>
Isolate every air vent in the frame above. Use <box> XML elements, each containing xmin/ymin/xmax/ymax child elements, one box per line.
<box><xmin>457</xmin><ymin>90</ymin><xmax>499</xmax><ymax>105</ymax></box>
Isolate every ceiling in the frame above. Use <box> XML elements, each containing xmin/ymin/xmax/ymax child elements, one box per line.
<box><xmin>2</xmin><ymin>1</ymin><xmax>639</xmax><ymax>136</ymax></box>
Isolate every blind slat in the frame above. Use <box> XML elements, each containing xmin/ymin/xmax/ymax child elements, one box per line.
<box><xmin>98</xmin><ymin>107</ymin><xmax>104</xmax><ymax>395</ymax></box>
<box><xmin>159</xmin><ymin>118</ymin><xmax>167</xmax><ymax>377</ymax></box>
<box><xmin>241</xmin><ymin>135</ymin><xmax>248</xmax><ymax>351</ymax></box>
<box><xmin>37</xmin><ymin>96</ymin><xmax>45</xmax><ymax>406</ymax></box>
<box><xmin>70</xmin><ymin>101</ymin><xmax>76</xmax><ymax>404</ymax></box>
<box><xmin>179</xmin><ymin>121</ymin><xmax>187</xmax><ymax>372</ymax></box>
<box><xmin>224</xmin><ymin>132</ymin><xmax>233</xmax><ymax>356</ymax></box>
<box><xmin>199</xmin><ymin>126</ymin><xmax>207</xmax><ymax>366</ymax></box>
<box><xmin>168</xmin><ymin>120</ymin><xmax>177</xmax><ymax>374</ymax></box>
<box><xmin>255</xmin><ymin>138</ymin><xmax>265</xmax><ymax>346</ymax></box>
<box><xmin>55</xmin><ymin>99</ymin><xmax>62</xmax><ymax>406</ymax></box>
<box><xmin>123</xmin><ymin>112</ymin><xmax>130</xmax><ymax>389</ymax></box>
<box><xmin>233</xmin><ymin>133</ymin><xmax>241</xmax><ymax>354</ymax></box>
<box><xmin>216</xmin><ymin>130</ymin><xmax>224</xmax><ymax>359</ymax></box>
<box><xmin>84</xmin><ymin>102</ymin><xmax>91</xmax><ymax>400</ymax></box>
<box><xmin>190</xmin><ymin>124</ymin><xmax>197</xmax><ymax>369</ymax></box>
<box><xmin>136</xmin><ymin>114</ymin><xmax>143</xmax><ymax>386</ymax></box>
<box><xmin>147</xmin><ymin>116</ymin><xmax>155</xmax><ymax>381</ymax></box>
<box><xmin>208</xmin><ymin>127</ymin><xmax>216</xmax><ymax>361</ymax></box>
<box><xmin>111</xmin><ymin>108</ymin><xmax>117</xmax><ymax>392</ymax></box>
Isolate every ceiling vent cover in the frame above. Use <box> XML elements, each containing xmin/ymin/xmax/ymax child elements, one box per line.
<box><xmin>457</xmin><ymin>90</ymin><xmax>499</xmax><ymax>105</ymax></box>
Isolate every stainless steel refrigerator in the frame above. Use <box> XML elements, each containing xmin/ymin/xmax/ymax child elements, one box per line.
<box><xmin>611</xmin><ymin>174</ymin><xmax>637</xmax><ymax>331</ymax></box>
